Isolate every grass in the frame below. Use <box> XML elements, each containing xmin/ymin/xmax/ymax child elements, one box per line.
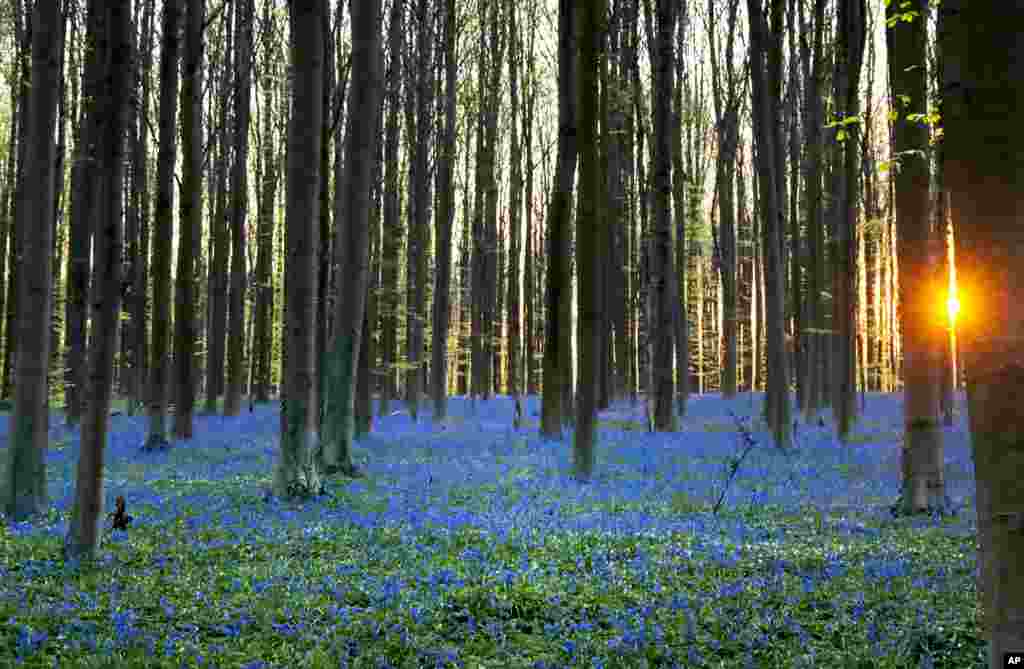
<box><xmin>0</xmin><ymin>392</ymin><xmax>985</xmax><ymax>668</ymax></box>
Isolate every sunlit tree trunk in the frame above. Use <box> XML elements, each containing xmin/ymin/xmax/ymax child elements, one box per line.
<box><xmin>888</xmin><ymin>0</ymin><xmax>944</xmax><ymax>512</ymax></box>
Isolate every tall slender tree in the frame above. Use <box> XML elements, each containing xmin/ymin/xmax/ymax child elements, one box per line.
<box><xmin>174</xmin><ymin>0</ymin><xmax>204</xmax><ymax>439</ymax></box>
<box><xmin>65</xmin><ymin>0</ymin><xmax>132</xmax><ymax>558</ymax></box>
<box><xmin>540</xmin><ymin>0</ymin><xmax>578</xmax><ymax>439</ymax></box>
<box><xmin>888</xmin><ymin>0</ymin><xmax>944</xmax><ymax>513</ymax></box>
<box><xmin>145</xmin><ymin>0</ymin><xmax>181</xmax><ymax>450</ymax></box>
<box><xmin>574</xmin><ymin>0</ymin><xmax>605</xmax><ymax>478</ymax></box>
<box><xmin>830</xmin><ymin>0</ymin><xmax>866</xmax><ymax>442</ymax></box>
<box><xmin>5</xmin><ymin>0</ymin><xmax>62</xmax><ymax>522</ymax></box>
<box><xmin>225</xmin><ymin>0</ymin><xmax>254</xmax><ymax>416</ymax></box>
<box><xmin>432</xmin><ymin>0</ymin><xmax>458</xmax><ymax>422</ymax></box>
<box><xmin>649</xmin><ymin>0</ymin><xmax>677</xmax><ymax>431</ymax></box>
<box><xmin>276</xmin><ymin>0</ymin><xmax>326</xmax><ymax>498</ymax></box>
<box><xmin>747</xmin><ymin>0</ymin><xmax>791</xmax><ymax>448</ymax></box>
<box><xmin>320</xmin><ymin>0</ymin><xmax>383</xmax><ymax>477</ymax></box>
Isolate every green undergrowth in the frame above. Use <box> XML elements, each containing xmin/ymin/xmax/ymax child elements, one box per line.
<box><xmin>0</xmin><ymin>397</ymin><xmax>985</xmax><ymax>668</ymax></box>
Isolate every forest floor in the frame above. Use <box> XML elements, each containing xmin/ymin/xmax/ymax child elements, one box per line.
<box><xmin>0</xmin><ymin>392</ymin><xmax>984</xmax><ymax>668</ymax></box>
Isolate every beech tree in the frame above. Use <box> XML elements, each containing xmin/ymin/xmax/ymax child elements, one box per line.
<box><xmin>5</xmin><ymin>0</ymin><xmax>62</xmax><ymax>522</ymax></box>
<box><xmin>65</xmin><ymin>0</ymin><xmax>132</xmax><ymax>559</ymax></box>
<box><xmin>574</xmin><ymin>0</ymin><xmax>605</xmax><ymax>478</ymax></box>
<box><xmin>941</xmin><ymin>2</ymin><xmax>1024</xmax><ymax>665</ymax></box>
<box><xmin>320</xmin><ymin>0</ymin><xmax>383</xmax><ymax>477</ymax></box>
<box><xmin>431</xmin><ymin>0</ymin><xmax>458</xmax><ymax>423</ymax></box>
<box><xmin>276</xmin><ymin>0</ymin><xmax>326</xmax><ymax>498</ymax></box>
<box><xmin>540</xmin><ymin>0</ymin><xmax>578</xmax><ymax>439</ymax></box>
<box><xmin>174</xmin><ymin>0</ymin><xmax>204</xmax><ymax>439</ymax></box>
<box><xmin>887</xmin><ymin>0</ymin><xmax>945</xmax><ymax>513</ymax></box>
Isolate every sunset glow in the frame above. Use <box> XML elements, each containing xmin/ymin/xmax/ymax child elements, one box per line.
<box><xmin>947</xmin><ymin>294</ymin><xmax>960</xmax><ymax>322</ymax></box>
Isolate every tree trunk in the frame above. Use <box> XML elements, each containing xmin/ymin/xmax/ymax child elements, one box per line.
<box><xmin>830</xmin><ymin>0</ymin><xmax>865</xmax><ymax>442</ymax></box>
<box><xmin>942</xmin><ymin>3</ymin><xmax>1024</xmax><ymax>665</ymax></box>
<box><xmin>144</xmin><ymin>0</ymin><xmax>181</xmax><ymax>450</ymax></box>
<box><xmin>204</xmin><ymin>11</ymin><xmax>232</xmax><ymax>414</ymax></box>
<box><xmin>225</xmin><ymin>0</ymin><xmax>254</xmax><ymax>417</ymax></box>
<box><xmin>888</xmin><ymin>0</ymin><xmax>944</xmax><ymax>512</ymax></box>
<box><xmin>574</xmin><ymin>0</ymin><xmax>603</xmax><ymax>479</ymax></box>
<box><xmin>649</xmin><ymin>0</ymin><xmax>676</xmax><ymax>431</ymax></box>
<box><xmin>320</xmin><ymin>0</ymin><xmax>383</xmax><ymax>477</ymax></box>
<box><xmin>276</xmin><ymin>0</ymin><xmax>327</xmax><ymax>498</ymax></box>
<box><xmin>252</xmin><ymin>2</ymin><xmax>278</xmax><ymax>405</ymax></box>
<box><xmin>5</xmin><ymin>0</ymin><xmax>61</xmax><ymax>522</ymax></box>
<box><xmin>378</xmin><ymin>0</ymin><xmax>403</xmax><ymax>419</ymax></box>
<box><xmin>540</xmin><ymin>0</ymin><xmax>578</xmax><ymax>439</ymax></box>
<box><xmin>432</xmin><ymin>0</ymin><xmax>458</xmax><ymax>422</ymax></box>
<box><xmin>65</xmin><ymin>0</ymin><xmax>105</xmax><ymax>426</ymax></box>
<box><xmin>747</xmin><ymin>0</ymin><xmax>791</xmax><ymax>448</ymax></box>
<box><xmin>65</xmin><ymin>0</ymin><xmax>131</xmax><ymax>559</ymax></box>
<box><xmin>173</xmin><ymin>0</ymin><xmax>203</xmax><ymax>439</ymax></box>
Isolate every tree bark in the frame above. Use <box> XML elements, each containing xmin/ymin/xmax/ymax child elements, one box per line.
<box><xmin>65</xmin><ymin>0</ymin><xmax>131</xmax><ymax>559</ymax></box>
<box><xmin>276</xmin><ymin>0</ymin><xmax>326</xmax><ymax>498</ymax></box>
<box><xmin>941</xmin><ymin>2</ymin><xmax>1024</xmax><ymax>665</ymax></box>
<box><xmin>888</xmin><ymin>0</ymin><xmax>944</xmax><ymax>512</ymax></box>
<box><xmin>225</xmin><ymin>0</ymin><xmax>254</xmax><ymax>416</ymax></box>
<box><xmin>5</xmin><ymin>0</ymin><xmax>61</xmax><ymax>522</ymax></box>
<box><xmin>540</xmin><ymin>0</ymin><xmax>578</xmax><ymax>439</ymax></box>
<box><xmin>320</xmin><ymin>0</ymin><xmax>383</xmax><ymax>477</ymax></box>
<box><xmin>174</xmin><ymin>0</ymin><xmax>203</xmax><ymax>439</ymax></box>
<box><xmin>432</xmin><ymin>0</ymin><xmax>458</xmax><ymax>423</ymax></box>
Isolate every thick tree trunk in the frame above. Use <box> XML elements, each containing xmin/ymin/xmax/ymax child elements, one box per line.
<box><xmin>942</xmin><ymin>4</ymin><xmax>1024</xmax><ymax>665</ymax></box>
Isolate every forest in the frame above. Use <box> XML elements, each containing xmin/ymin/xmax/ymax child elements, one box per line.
<box><xmin>0</xmin><ymin>0</ymin><xmax>1021</xmax><ymax>667</ymax></box>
